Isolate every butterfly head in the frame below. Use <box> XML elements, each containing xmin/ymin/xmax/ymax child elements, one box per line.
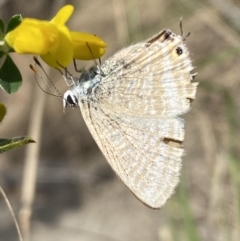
<box><xmin>63</xmin><ymin>90</ymin><xmax>79</xmax><ymax>110</ymax></box>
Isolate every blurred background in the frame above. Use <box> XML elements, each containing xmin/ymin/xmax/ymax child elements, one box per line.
<box><xmin>0</xmin><ymin>0</ymin><xmax>240</xmax><ymax>240</ymax></box>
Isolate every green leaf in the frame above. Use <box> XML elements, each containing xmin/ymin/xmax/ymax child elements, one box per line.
<box><xmin>0</xmin><ymin>18</ymin><xmax>5</xmax><ymax>35</ymax></box>
<box><xmin>0</xmin><ymin>55</ymin><xmax>22</xmax><ymax>93</ymax></box>
<box><xmin>0</xmin><ymin>103</ymin><xmax>7</xmax><ymax>122</ymax></box>
<box><xmin>6</xmin><ymin>14</ymin><xmax>22</xmax><ymax>33</ymax></box>
<box><xmin>0</xmin><ymin>136</ymin><xmax>35</xmax><ymax>153</ymax></box>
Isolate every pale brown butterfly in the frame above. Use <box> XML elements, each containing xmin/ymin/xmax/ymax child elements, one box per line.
<box><xmin>63</xmin><ymin>29</ymin><xmax>198</xmax><ymax>209</ymax></box>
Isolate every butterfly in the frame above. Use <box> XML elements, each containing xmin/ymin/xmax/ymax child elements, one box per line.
<box><xmin>63</xmin><ymin>29</ymin><xmax>198</xmax><ymax>209</ymax></box>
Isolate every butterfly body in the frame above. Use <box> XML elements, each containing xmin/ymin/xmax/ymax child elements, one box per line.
<box><xmin>63</xmin><ymin>29</ymin><xmax>198</xmax><ymax>209</ymax></box>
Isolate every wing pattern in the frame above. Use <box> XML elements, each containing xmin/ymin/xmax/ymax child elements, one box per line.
<box><xmin>94</xmin><ymin>30</ymin><xmax>197</xmax><ymax>118</ymax></box>
<box><xmin>74</xmin><ymin>30</ymin><xmax>198</xmax><ymax>208</ymax></box>
<box><xmin>80</xmin><ymin>100</ymin><xmax>185</xmax><ymax>208</ymax></box>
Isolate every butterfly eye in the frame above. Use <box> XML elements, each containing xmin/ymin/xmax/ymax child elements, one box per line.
<box><xmin>67</xmin><ymin>94</ymin><xmax>78</xmax><ymax>107</ymax></box>
<box><xmin>63</xmin><ymin>90</ymin><xmax>79</xmax><ymax>109</ymax></box>
<box><xmin>176</xmin><ymin>46</ymin><xmax>183</xmax><ymax>55</ymax></box>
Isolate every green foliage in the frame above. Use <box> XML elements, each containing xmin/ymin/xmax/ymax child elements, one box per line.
<box><xmin>0</xmin><ymin>14</ymin><xmax>23</xmax><ymax>94</ymax></box>
<box><xmin>0</xmin><ymin>55</ymin><xmax>22</xmax><ymax>93</ymax></box>
<box><xmin>6</xmin><ymin>14</ymin><xmax>22</xmax><ymax>33</ymax></box>
<box><xmin>0</xmin><ymin>15</ymin><xmax>35</xmax><ymax>152</ymax></box>
<box><xmin>0</xmin><ymin>102</ymin><xmax>35</xmax><ymax>152</ymax></box>
<box><xmin>0</xmin><ymin>18</ymin><xmax>4</xmax><ymax>36</ymax></box>
<box><xmin>0</xmin><ymin>102</ymin><xmax>7</xmax><ymax>122</ymax></box>
<box><xmin>0</xmin><ymin>137</ymin><xmax>35</xmax><ymax>153</ymax></box>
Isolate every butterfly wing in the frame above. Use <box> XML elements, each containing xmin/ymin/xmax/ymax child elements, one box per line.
<box><xmin>94</xmin><ymin>30</ymin><xmax>198</xmax><ymax>118</ymax></box>
<box><xmin>77</xmin><ymin>30</ymin><xmax>197</xmax><ymax>208</ymax></box>
<box><xmin>79</xmin><ymin>101</ymin><xmax>185</xmax><ymax>209</ymax></box>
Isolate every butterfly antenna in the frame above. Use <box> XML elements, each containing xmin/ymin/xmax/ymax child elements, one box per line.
<box><xmin>32</xmin><ymin>57</ymin><xmax>62</xmax><ymax>96</ymax></box>
<box><xmin>30</xmin><ymin>64</ymin><xmax>62</xmax><ymax>99</ymax></box>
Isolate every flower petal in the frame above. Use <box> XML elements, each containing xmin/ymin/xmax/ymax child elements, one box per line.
<box><xmin>4</xmin><ymin>4</ymin><xmax>107</xmax><ymax>69</ymax></box>
<box><xmin>70</xmin><ymin>32</ymin><xmax>107</xmax><ymax>60</ymax></box>
<box><xmin>51</xmin><ymin>5</ymin><xmax>74</xmax><ymax>25</ymax></box>
<box><xmin>5</xmin><ymin>18</ymin><xmax>59</xmax><ymax>55</ymax></box>
<box><xmin>41</xmin><ymin>25</ymin><xmax>73</xmax><ymax>68</ymax></box>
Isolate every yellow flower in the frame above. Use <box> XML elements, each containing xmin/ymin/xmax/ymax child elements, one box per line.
<box><xmin>5</xmin><ymin>5</ymin><xmax>107</xmax><ymax>69</ymax></box>
<box><xmin>5</xmin><ymin>20</ymin><xmax>59</xmax><ymax>55</ymax></box>
<box><xmin>71</xmin><ymin>32</ymin><xmax>107</xmax><ymax>60</ymax></box>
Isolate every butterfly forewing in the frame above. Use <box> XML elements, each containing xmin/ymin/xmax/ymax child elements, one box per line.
<box><xmin>95</xmin><ymin>30</ymin><xmax>197</xmax><ymax>118</ymax></box>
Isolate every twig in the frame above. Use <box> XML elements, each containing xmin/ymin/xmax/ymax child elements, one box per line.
<box><xmin>0</xmin><ymin>186</ymin><xmax>23</xmax><ymax>241</ymax></box>
<box><xmin>19</xmin><ymin>79</ymin><xmax>46</xmax><ymax>241</ymax></box>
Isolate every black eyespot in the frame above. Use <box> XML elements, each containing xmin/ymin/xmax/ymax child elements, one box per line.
<box><xmin>176</xmin><ymin>47</ymin><xmax>183</xmax><ymax>55</ymax></box>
